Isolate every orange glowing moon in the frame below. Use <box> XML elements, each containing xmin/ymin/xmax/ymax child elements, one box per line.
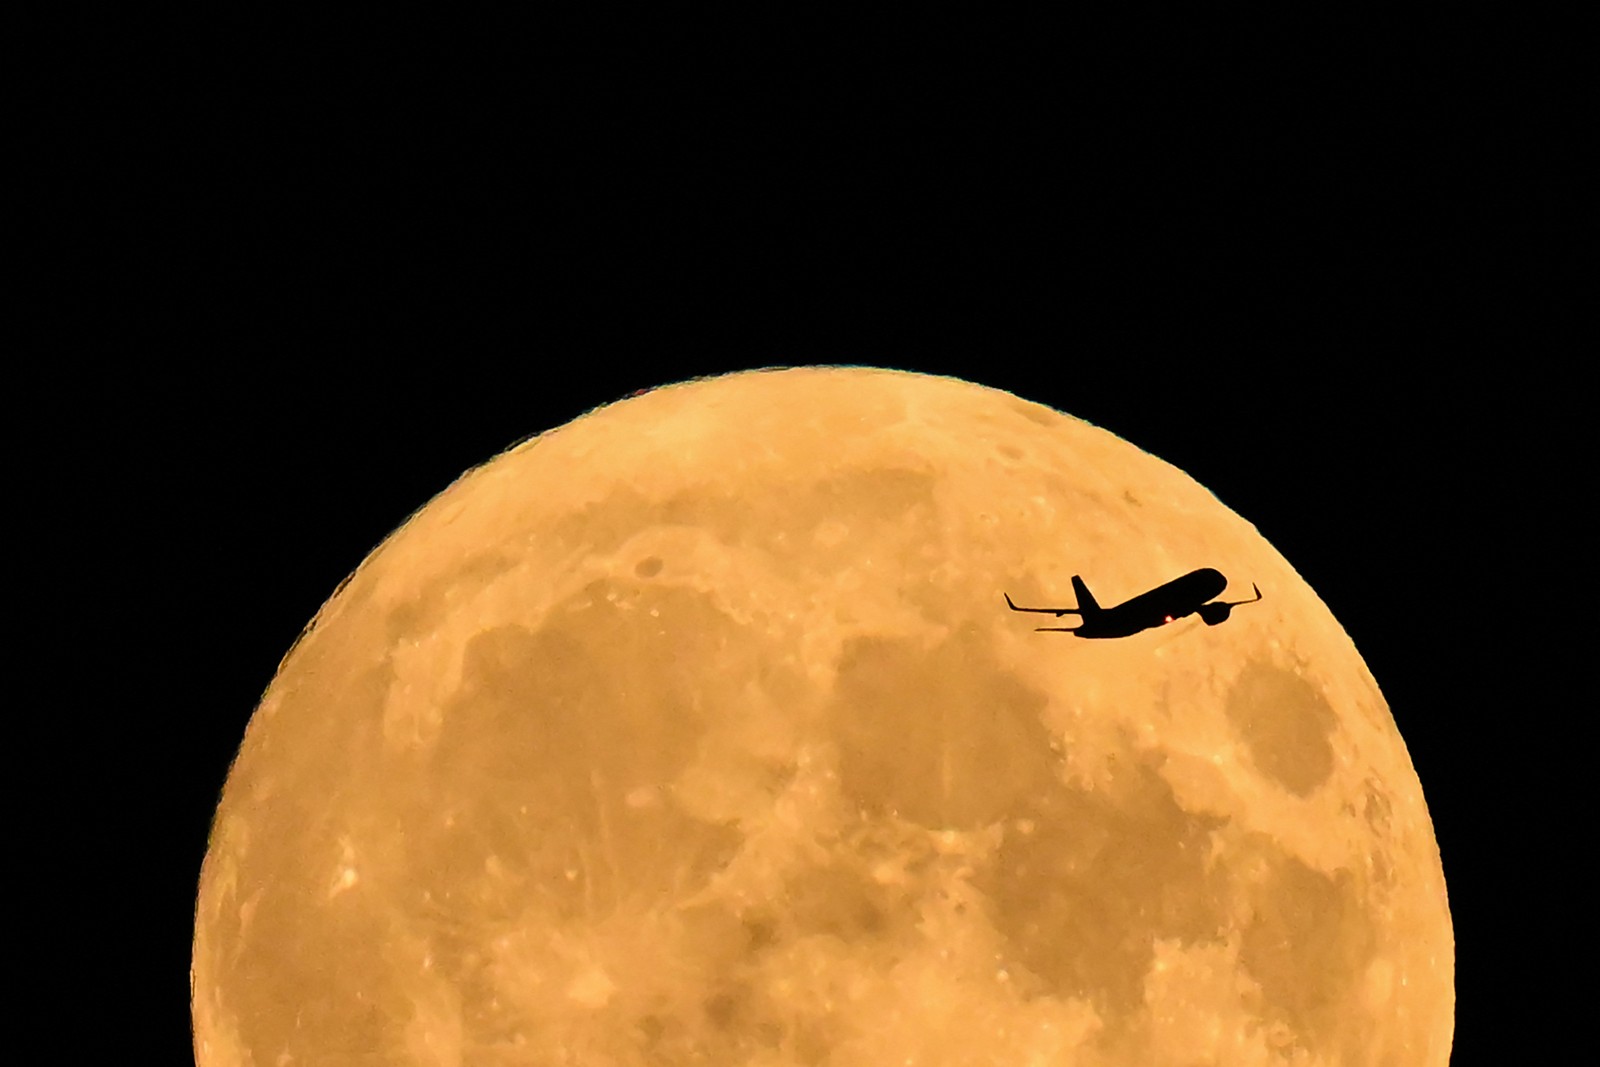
<box><xmin>192</xmin><ymin>367</ymin><xmax>1452</xmax><ymax>1065</ymax></box>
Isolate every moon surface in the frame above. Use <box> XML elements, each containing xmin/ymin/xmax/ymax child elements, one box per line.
<box><xmin>192</xmin><ymin>367</ymin><xmax>1452</xmax><ymax>1065</ymax></box>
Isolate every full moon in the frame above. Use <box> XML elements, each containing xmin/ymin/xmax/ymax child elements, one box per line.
<box><xmin>192</xmin><ymin>367</ymin><xmax>1452</xmax><ymax>1065</ymax></box>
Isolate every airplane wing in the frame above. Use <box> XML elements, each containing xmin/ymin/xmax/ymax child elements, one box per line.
<box><xmin>1219</xmin><ymin>583</ymin><xmax>1263</xmax><ymax>607</ymax></box>
<box><xmin>1004</xmin><ymin>593</ymin><xmax>1081</xmax><ymax>617</ymax></box>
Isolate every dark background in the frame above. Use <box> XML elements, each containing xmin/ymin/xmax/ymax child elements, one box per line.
<box><xmin>47</xmin><ymin>16</ymin><xmax>1574</xmax><ymax>1064</ymax></box>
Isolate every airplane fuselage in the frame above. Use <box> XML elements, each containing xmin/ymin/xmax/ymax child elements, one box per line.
<box><xmin>1073</xmin><ymin>567</ymin><xmax>1228</xmax><ymax>638</ymax></box>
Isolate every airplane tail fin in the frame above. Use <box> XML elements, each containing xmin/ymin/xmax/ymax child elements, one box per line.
<box><xmin>1070</xmin><ymin>575</ymin><xmax>1099</xmax><ymax>614</ymax></box>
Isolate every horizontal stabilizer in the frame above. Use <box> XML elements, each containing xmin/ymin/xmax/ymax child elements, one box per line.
<box><xmin>1004</xmin><ymin>592</ymin><xmax>1082</xmax><ymax>617</ymax></box>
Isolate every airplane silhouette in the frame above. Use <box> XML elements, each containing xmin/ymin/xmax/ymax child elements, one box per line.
<box><xmin>1005</xmin><ymin>568</ymin><xmax>1262</xmax><ymax>638</ymax></box>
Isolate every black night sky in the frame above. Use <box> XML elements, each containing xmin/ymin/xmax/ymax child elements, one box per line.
<box><xmin>52</xmin><ymin>19</ymin><xmax>1576</xmax><ymax>1064</ymax></box>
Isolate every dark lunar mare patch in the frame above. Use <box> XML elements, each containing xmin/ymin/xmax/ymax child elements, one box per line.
<box><xmin>976</xmin><ymin>760</ymin><xmax>1231</xmax><ymax>1022</ymax></box>
<box><xmin>1231</xmin><ymin>833</ymin><xmax>1378</xmax><ymax>1062</ymax></box>
<box><xmin>384</xmin><ymin>549</ymin><xmax>522</xmax><ymax>643</ymax></box>
<box><xmin>1009</xmin><ymin>398</ymin><xmax>1062</xmax><ymax>427</ymax></box>
<box><xmin>828</xmin><ymin>623</ymin><xmax>1055</xmax><ymax>829</ymax></box>
<box><xmin>427</xmin><ymin>582</ymin><xmax>748</xmax><ymax>918</ymax></box>
<box><xmin>1226</xmin><ymin>660</ymin><xmax>1339</xmax><ymax>796</ymax></box>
